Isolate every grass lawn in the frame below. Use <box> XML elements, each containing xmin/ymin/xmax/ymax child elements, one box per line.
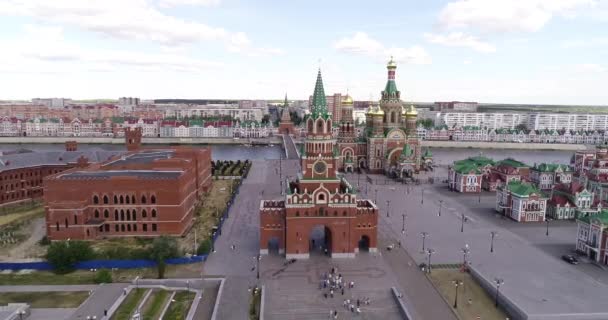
<box><xmin>162</xmin><ymin>291</ymin><xmax>195</xmax><ymax>320</ymax></box>
<box><xmin>142</xmin><ymin>290</ymin><xmax>170</xmax><ymax>320</ymax></box>
<box><xmin>428</xmin><ymin>269</ymin><xmax>509</xmax><ymax>320</ymax></box>
<box><xmin>111</xmin><ymin>288</ymin><xmax>147</xmax><ymax>320</ymax></box>
<box><xmin>0</xmin><ymin>206</ymin><xmax>44</xmax><ymax>226</ymax></box>
<box><xmin>0</xmin><ymin>291</ymin><xmax>89</xmax><ymax>308</ymax></box>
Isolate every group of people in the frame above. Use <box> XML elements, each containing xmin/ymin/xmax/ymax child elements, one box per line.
<box><xmin>321</xmin><ymin>266</ymin><xmax>370</xmax><ymax>319</ymax></box>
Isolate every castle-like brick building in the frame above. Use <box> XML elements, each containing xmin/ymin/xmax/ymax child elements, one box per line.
<box><xmin>259</xmin><ymin>69</ymin><xmax>378</xmax><ymax>259</ymax></box>
<box><xmin>44</xmin><ymin>128</ymin><xmax>212</xmax><ymax>240</ymax></box>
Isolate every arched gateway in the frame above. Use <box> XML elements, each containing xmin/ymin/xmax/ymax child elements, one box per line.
<box><xmin>259</xmin><ymin>68</ymin><xmax>379</xmax><ymax>259</ymax></box>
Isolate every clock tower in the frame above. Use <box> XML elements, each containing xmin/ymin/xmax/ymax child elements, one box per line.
<box><xmin>301</xmin><ymin>69</ymin><xmax>340</xmax><ymax>191</ymax></box>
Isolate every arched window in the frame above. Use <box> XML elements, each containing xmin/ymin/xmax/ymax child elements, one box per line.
<box><xmin>56</xmin><ymin>222</ymin><xmax>59</xmax><ymax>231</ymax></box>
<box><xmin>133</xmin><ymin>224</ymin><xmax>138</xmax><ymax>232</ymax></box>
<box><xmin>93</xmin><ymin>195</ymin><xmax>99</xmax><ymax>204</ymax></box>
<box><xmin>391</xmin><ymin>111</ymin><xmax>396</xmax><ymax>123</ymax></box>
<box><xmin>151</xmin><ymin>209</ymin><xmax>157</xmax><ymax>218</ymax></box>
<box><xmin>94</xmin><ymin>210</ymin><xmax>99</xmax><ymax>218</ymax></box>
<box><xmin>151</xmin><ymin>195</ymin><xmax>156</xmax><ymax>204</ymax></box>
<box><xmin>115</xmin><ymin>225</ymin><xmax>118</xmax><ymax>232</ymax></box>
<box><xmin>121</xmin><ymin>224</ymin><xmax>125</xmax><ymax>232</ymax></box>
<box><xmin>104</xmin><ymin>209</ymin><xmax>109</xmax><ymax>218</ymax></box>
<box><xmin>125</xmin><ymin>196</ymin><xmax>130</xmax><ymax>204</ymax></box>
<box><xmin>127</xmin><ymin>224</ymin><xmax>131</xmax><ymax>232</ymax></box>
<box><xmin>334</xmin><ymin>211</ymin><xmax>337</xmax><ymax>216</ymax></box>
<box><xmin>343</xmin><ymin>211</ymin><xmax>347</xmax><ymax>216</ymax></box>
<box><xmin>131</xmin><ymin>195</ymin><xmax>136</xmax><ymax>204</ymax></box>
<box><xmin>86</xmin><ymin>229</ymin><xmax>90</xmax><ymax>237</ymax></box>
<box><xmin>113</xmin><ymin>195</ymin><xmax>118</xmax><ymax>204</ymax></box>
<box><xmin>120</xmin><ymin>210</ymin><xmax>125</xmax><ymax>221</ymax></box>
<box><xmin>141</xmin><ymin>195</ymin><xmax>147</xmax><ymax>204</ymax></box>
<box><xmin>142</xmin><ymin>209</ymin><xmax>147</xmax><ymax>218</ymax></box>
<box><xmin>327</xmin><ymin>119</ymin><xmax>332</xmax><ymax>132</ymax></box>
<box><xmin>126</xmin><ymin>210</ymin><xmax>131</xmax><ymax>221</ymax></box>
<box><xmin>103</xmin><ymin>195</ymin><xmax>109</xmax><ymax>204</ymax></box>
<box><xmin>307</xmin><ymin>119</ymin><xmax>313</xmax><ymax>133</ymax></box>
<box><xmin>114</xmin><ymin>210</ymin><xmax>118</xmax><ymax>220</ymax></box>
<box><xmin>316</xmin><ymin>119</ymin><xmax>324</xmax><ymax>134</ymax></box>
<box><xmin>74</xmin><ymin>215</ymin><xmax>77</xmax><ymax>225</ymax></box>
<box><xmin>64</xmin><ymin>218</ymin><xmax>68</xmax><ymax>228</ymax></box>
<box><xmin>132</xmin><ymin>210</ymin><xmax>137</xmax><ymax>220</ymax></box>
<box><xmin>119</xmin><ymin>195</ymin><xmax>124</xmax><ymax>204</ymax></box>
<box><xmin>295</xmin><ymin>211</ymin><xmax>300</xmax><ymax>217</ymax></box>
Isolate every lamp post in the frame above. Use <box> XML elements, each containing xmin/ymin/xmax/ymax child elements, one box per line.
<box><xmin>374</xmin><ymin>189</ymin><xmax>378</xmax><ymax>204</ymax></box>
<box><xmin>494</xmin><ymin>278</ymin><xmax>504</xmax><ymax>307</ymax></box>
<box><xmin>438</xmin><ymin>199</ymin><xmax>443</xmax><ymax>216</ymax></box>
<box><xmin>210</xmin><ymin>231</ymin><xmax>216</xmax><ymax>253</ymax></box>
<box><xmin>478</xmin><ymin>191</ymin><xmax>481</xmax><ymax>203</ymax></box>
<box><xmin>402</xmin><ymin>213</ymin><xmax>407</xmax><ymax>234</ymax></box>
<box><xmin>255</xmin><ymin>254</ymin><xmax>261</xmax><ymax>279</ymax></box>
<box><xmin>490</xmin><ymin>231</ymin><xmax>498</xmax><ymax>253</ymax></box>
<box><xmin>545</xmin><ymin>218</ymin><xmax>550</xmax><ymax>236</ymax></box>
<box><xmin>420</xmin><ymin>232</ymin><xmax>428</xmax><ymax>252</ymax></box>
<box><xmin>461</xmin><ymin>244</ymin><xmax>470</xmax><ymax>268</ymax></box>
<box><xmin>460</xmin><ymin>213</ymin><xmax>468</xmax><ymax>233</ymax></box>
<box><xmin>426</xmin><ymin>248</ymin><xmax>435</xmax><ymax>273</ymax></box>
<box><xmin>452</xmin><ymin>280</ymin><xmax>463</xmax><ymax>309</ymax></box>
<box><xmin>187</xmin><ymin>280</ymin><xmax>190</xmax><ymax>291</ymax></box>
<box><xmin>386</xmin><ymin>200</ymin><xmax>391</xmax><ymax>218</ymax></box>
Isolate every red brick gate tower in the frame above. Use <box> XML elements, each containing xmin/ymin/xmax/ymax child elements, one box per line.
<box><xmin>260</xmin><ymin>69</ymin><xmax>378</xmax><ymax>259</ymax></box>
<box><xmin>278</xmin><ymin>94</ymin><xmax>296</xmax><ymax>135</ymax></box>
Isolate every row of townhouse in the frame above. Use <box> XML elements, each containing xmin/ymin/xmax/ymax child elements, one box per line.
<box><xmin>0</xmin><ymin>116</ymin><xmax>277</xmax><ymax>138</ymax></box>
<box><xmin>417</xmin><ymin>126</ymin><xmax>608</xmax><ymax>144</ymax></box>
<box><xmin>437</xmin><ymin>112</ymin><xmax>608</xmax><ymax>132</ymax></box>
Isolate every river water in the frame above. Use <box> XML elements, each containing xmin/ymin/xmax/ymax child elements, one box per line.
<box><xmin>0</xmin><ymin>144</ymin><xmax>574</xmax><ymax>164</ymax></box>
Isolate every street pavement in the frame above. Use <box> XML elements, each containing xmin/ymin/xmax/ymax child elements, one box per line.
<box><xmin>347</xmin><ymin>167</ymin><xmax>608</xmax><ymax>320</ymax></box>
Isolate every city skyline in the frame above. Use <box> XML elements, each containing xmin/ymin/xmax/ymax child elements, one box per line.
<box><xmin>0</xmin><ymin>0</ymin><xmax>607</xmax><ymax>104</ymax></box>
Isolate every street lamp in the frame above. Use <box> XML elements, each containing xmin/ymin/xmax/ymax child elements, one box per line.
<box><xmin>386</xmin><ymin>200</ymin><xmax>391</xmax><ymax>218</ymax></box>
<box><xmin>490</xmin><ymin>231</ymin><xmax>498</xmax><ymax>253</ymax></box>
<box><xmin>420</xmin><ymin>232</ymin><xmax>428</xmax><ymax>252</ymax></box>
<box><xmin>452</xmin><ymin>280</ymin><xmax>463</xmax><ymax>309</ymax></box>
<box><xmin>254</xmin><ymin>254</ymin><xmax>261</xmax><ymax>279</ymax></box>
<box><xmin>438</xmin><ymin>199</ymin><xmax>443</xmax><ymax>216</ymax></box>
<box><xmin>426</xmin><ymin>248</ymin><xmax>435</xmax><ymax>273</ymax></box>
<box><xmin>187</xmin><ymin>280</ymin><xmax>190</xmax><ymax>291</ymax></box>
<box><xmin>402</xmin><ymin>213</ymin><xmax>407</xmax><ymax>234</ymax></box>
<box><xmin>494</xmin><ymin>278</ymin><xmax>504</xmax><ymax>307</ymax></box>
<box><xmin>545</xmin><ymin>218</ymin><xmax>550</xmax><ymax>236</ymax></box>
<box><xmin>210</xmin><ymin>231</ymin><xmax>216</xmax><ymax>253</ymax></box>
<box><xmin>460</xmin><ymin>213</ymin><xmax>468</xmax><ymax>233</ymax></box>
<box><xmin>374</xmin><ymin>189</ymin><xmax>378</xmax><ymax>204</ymax></box>
<box><xmin>478</xmin><ymin>191</ymin><xmax>481</xmax><ymax>203</ymax></box>
<box><xmin>461</xmin><ymin>244</ymin><xmax>470</xmax><ymax>268</ymax></box>
<box><xmin>421</xmin><ymin>188</ymin><xmax>425</xmax><ymax>205</ymax></box>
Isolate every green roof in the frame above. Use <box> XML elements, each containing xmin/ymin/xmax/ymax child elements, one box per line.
<box><xmin>422</xmin><ymin>149</ymin><xmax>432</xmax><ymax>158</ymax></box>
<box><xmin>452</xmin><ymin>156</ymin><xmax>494</xmax><ymax>174</ymax></box>
<box><xmin>507</xmin><ymin>180</ymin><xmax>543</xmax><ymax>197</ymax></box>
<box><xmin>383</xmin><ymin>79</ymin><xmax>398</xmax><ymax>98</ymax></box>
<box><xmin>189</xmin><ymin>119</ymin><xmax>204</xmax><ymax>126</ymax></box>
<box><xmin>578</xmin><ymin>210</ymin><xmax>608</xmax><ymax>225</ymax></box>
<box><xmin>401</xmin><ymin>144</ymin><xmax>413</xmax><ymax>157</ymax></box>
<box><xmin>533</xmin><ymin>163</ymin><xmax>569</xmax><ymax>172</ymax></box>
<box><xmin>310</xmin><ymin>69</ymin><xmax>329</xmax><ymax>119</ymax></box>
<box><xmin>497</xmin><ymin>158</ymin><xmax>528</xmax><ymax>168</ymax></box>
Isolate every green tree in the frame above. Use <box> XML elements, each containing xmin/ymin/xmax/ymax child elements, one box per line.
<box><xmin>46</xmin><ymin>240</ymin><xmax>94</xmax><ymax>274</ymax></box>
<box><xmin>94</xmin><ymin>269</ymin><xmax>113</xmax><ymax>283</ymax></box>
<box><xmin>148</xmin><ymin>236</ymin><xmax>179</xmax><ymax>279</ymax></box>
<box><xmin>261</xmin><ymin>114</ymin><xmax>271</xmax><ymax>125</ymax></box>
<box><xmin>197</xmin><ymin>239</ymin><xmax>211</xmax><ymax>255</ymax></box>
<box><xmin>515</xmin><ymin>123</ymin><xmax>528</xmax><ymax>132</ymax></box>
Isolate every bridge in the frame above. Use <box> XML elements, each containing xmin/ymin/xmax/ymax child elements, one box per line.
<box><xmin>281</xmin><ymin>134</ymin><xmax>299</xmax><ymax>160</ymax></box>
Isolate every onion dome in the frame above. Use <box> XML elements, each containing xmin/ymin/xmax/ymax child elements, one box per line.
<box><xmin>371</xmin><ymin>106</ymin><xmax>385</xmax><ymax>116</ymax></box>
<box><xmin>405</xmin><ymin>104</ymin><xmax>418</xmax><ymax>117</ymax></box>
<box><xmin>387</xmin><ymin>56</ymin><xmax>397</xmax><ymax>70</ymax></box>
<box><xmin>342</xmin><ymin>94</ymin><xmax>354</xmax><ymax>106</ymax></box>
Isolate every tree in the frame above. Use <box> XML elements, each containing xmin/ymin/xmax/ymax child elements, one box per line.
<box><xmin>46</xmin><ymin>240</ymin><xmax>94</xmax><ymax>274</ymax></box>
<box><xmin>515</xmin><ymin>123</ymin><xmax>528</xmax><ymax>132</ymax></box>
<box><xmin>197</xmin><ymin>239</ymin><xmax>211</xmax><ymax>255</ymax></box>
<box><xmin>261</xmin><ymin>114</ymin><xmax>271</xmax><ymax>125</ymax></box>
<box><xmin>94</xmin><ymin>269</ymin><xmax>113</xmax><ymax>283</ymax></box>
<box><xmin>148</xmin><ymin>236</ymin><xmax>179</xmax><ymax>279</ymax></box>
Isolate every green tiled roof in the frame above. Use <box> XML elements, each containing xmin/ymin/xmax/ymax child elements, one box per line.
<box><xmin>578</xmin><ymin>210</ymin><xmax>608</xmax><ymax>225</ymax></box>
<box><xmin>534</xmin><ymin>163</ymin><xmax>569</xmax><ymax>172</ymax></box>
<box><xmin>310</xmin><ymin>69</ymin><xmax>330</xmax><ymax>119</ymax></box>
<box><xmin>422</xmin><ymin>149</ymin><xmax>432</xmax><ymax>158</ymax></box>
<box><xmin>507</xmin><ymin>180</ymin><xmax>543</xmax><ymax>197</ymax></box>
<box><xmin>401</xmin><ymin>144</ymin><xmax>413</xmax><ymax>157</ymax></box>
<box><xmin>452</xmin><ymin>156</ymin><xmax>494</xmax><ymax>174</ymax></box>
<box><xmin>497</xmin><ymin>158</ymin><xmax>528</xmax><ymax>168</ymax></box>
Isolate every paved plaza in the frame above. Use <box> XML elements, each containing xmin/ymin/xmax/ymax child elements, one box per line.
<box><xmin>346</xmin><ymin>165</ymin><xmax>608</xmax><ymax>320</ymax></box>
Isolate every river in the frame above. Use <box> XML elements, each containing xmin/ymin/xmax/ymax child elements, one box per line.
<box><xmin>0</xmin><ymin>144</ymin><xmax>574</xmax><ymax>165</ymax></box>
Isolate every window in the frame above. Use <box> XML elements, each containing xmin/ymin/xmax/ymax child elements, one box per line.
<box><xmin>151</xmin><ymin>195</ymin><xmax>156</xmax><ymax>204</ymax></box>
<box><xmin>120</xmin><ymin>210</ymin><xmax>125</xmax><ymax>221</ymax></box>
<box><xmin>133</xmin><ymin>224</ymin><xmax>137</xmax><ymax>232</ymax></box>
<box><xmin>141</xmin><ymin>195</ymin><xmax>147</xmax><ymax>204</ymax></box>
<box><xmin>152</xmin><ymin>209</ymin><xmax>157</xmax><ymax>218</ymax></box>
<box><xmin>104</xmin><ymin>209</ymin><xmax>109</xmax><ymax>218</ymax></box>
<box><xmin>127</xmin><ymin>210</ymin><xmax>131</xmax><ymax>220</ymax></box>
<box><xmin>125</xmin><ymin>196</ymin><xmax>130</xmax><ymax>204</ymax></box>
<box><xmin>143</xmin><ymin>224</ymin><xmax>148</xmax><ymax>232</ymax></box>
<box><xmin>121</xmin><ymin>224</ymin><xmax>125</xmax><ymax>232</ymax></box>
<box><xmin>114</xmin><ymin>210</ymin><xmax>118</xmax><ymax>220</ymax></box>
<box><xmin>94</xmin><ymin>210</ymin><xmax>99</xmax><ymax>218</ymax></box>
<box><xmin>120</xmin><ymin>195</ymin><xmax>124</xmax><ymax>204</ymax></box>
<box><xmin>131</xmin><ymin>195</ymin><xmax>136</xmax><ymax>204</ymax></box>
<box><xmin>295</xmin><ymin>211</ymin><xmax>300</xmax><ymax>217</ymax></box>
<box><xmin>142</xmin><ymin>209</ymin><xmax>147</xmax><ymax>218</ymax></box>
<box><xmin>127</xmin><ymin>224</ymin><xmax>131</xmax><ymax>232</ymax></box>
<box><xmin>115</xmin><ymin>225</ymin><xmax>118</xmax><ymax>232</ymax></box>
<box><xmin>55</xmin><ymin>222</ymin><xmax>59</xmax><ymax>231</ymax></box>
<box><xmin>103</xmin><ymin>195</ymin><xmax>109</xmax><ymax>204</ymax></box>
<box><xmin>65</xmin><ymin>218</ymin><xmax>68</xmax><ymax>228</ymax></box>
<box><xmin>152</xmin><ymin>223</ymin><xmax>157</xmax><ymax>231</ymax></box>
<box><xmin>93</xmin><ymin>195</ymin><xmax>99</xmax><ymax>204</ymax></box>
<box><xmin>104</xmin><ymin>224</ymin><xmax>109</xmax><ymax>232</ymax></box>
<box><xmin>114</xmin><ymin>195</ymin><xmax>118</xmax><ymax>204</ymax></box>
<box><xmin>132</xmin><ymin>210</ymin><xmax>137</xmax><ymax>220</ymax></box>
<box><xmin>74</xmin><ymin>215</ymin><xmax>77</xmax><ymax>225</ymax></box>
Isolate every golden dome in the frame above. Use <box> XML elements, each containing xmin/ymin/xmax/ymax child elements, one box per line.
<box><xmin>387</xmin><ymin>56</ymin><xmax>397</xmax><ymax>69</ymax></box>
<box><xmin>372</xmin><ymin>106</ymin><xmax>385</xmax><ymax>116</ymax></box>
<box><xmin>342</xmin><ymin>95</ymin><xmax>354</xmax><ymax>105</ymax></box>
<box><xmin>405</xmin><ymin>104</ymin><xmax>418</xmax><ymax>117</ymax></box>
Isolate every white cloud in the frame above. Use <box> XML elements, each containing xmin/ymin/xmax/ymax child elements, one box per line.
<box><xmin>0</xmin><ymin>0</ymin><xmax>281</xmax><ymax>55</ymax></box>
<box><xmin>574</xmin><ymin>63</ymin><xmax>606</xmax><ymax>73</ymax></box>
<box><xmin>562</xmin><ymin>37</ymin><xmax>608</xmax><ymax>48</ymax></box>
<box><xmin>424</xmin><ymin>32</ymin><xmax>496</xmax><ymax>53</ymax></box>
<box><xmin>334</xmin><ymin>32</ymin><xmax>431</xmax><ymax>65</ymax></box>
<box><xmin>438</xmin><ymin>0</ymin><xmax>596</xmax><ymax>33</ymax></box>
<box><xmin>158</xmin><ymin>0</ymin><xmax>220</xmax><ymax>8</ymax></box>
<box><xmin>463</xmin><ymin>60</ymin><xmax>472</xmax><ymax>64</ymax></box>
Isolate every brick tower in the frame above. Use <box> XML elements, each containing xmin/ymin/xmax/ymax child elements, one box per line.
<box><xmin>125</xmin><ymin>127</ymin><xmax>142</xmax><ymax>151</ymax></box>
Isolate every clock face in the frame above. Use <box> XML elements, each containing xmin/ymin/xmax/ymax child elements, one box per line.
<box><xmin>314</xmin><ymin>161</ymin><xmax>327</xmax><ymax>174</ymax></box>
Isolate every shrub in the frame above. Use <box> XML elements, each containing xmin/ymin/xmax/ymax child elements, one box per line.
<box><xmin>38</xmin><ymin>236</ymin><xmax>51</xmax><ymax>246</ymax></box>
<box><xmin>46</xmin><ymin>240</ymin><xmax>94</xmax><ymax>274</ymax></box>
<box><xmin>94</xmin><ymin>269</ymin><xmax>113</xmax><ymax>283</ymax></box>
<box><xmin>197</xmin><ymin>239</ymin><xmax>211</xmax><ymax>255</ymax></box>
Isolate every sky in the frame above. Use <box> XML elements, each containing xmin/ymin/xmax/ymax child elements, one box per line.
<box><xmin>0</xmin><ymin>0</ymin><xmax>607</xmax><ymax>104</ymax></box>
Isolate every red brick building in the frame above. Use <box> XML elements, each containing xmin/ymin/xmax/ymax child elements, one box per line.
<box><xmin>44</xmin><ymin>130</ymin><xmax>212</xmax><ymax>240</ymax></box>
<box><xmin>260</xmin><ymin>69</ymin><xmax>378</xmax><ymax>259</ymax></box>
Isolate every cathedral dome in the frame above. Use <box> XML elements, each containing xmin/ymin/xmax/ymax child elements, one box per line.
<box><xmin>387</xmin><ymin>56</ymin><xmax>397</xmax><ymax>69</ymax></box>
<box><xmin>405</xmin><ymin>104</ymin><xmax>418</xmax><ymax>117</ymax></box>
<box><xmin>342</xmin><ymin>95</ymin><xmax>354</xmax><ymax>106</ymax></box>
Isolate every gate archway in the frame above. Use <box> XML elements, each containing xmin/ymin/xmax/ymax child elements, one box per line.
<box><xmin>358</xmin><ymin>235</ymin><xmax>370</xmax><ymax>252</ymax></box>
<box><xmin>267</xmin><ymin>237</ymin><xmax>280</xmax><ymax>255</ymax></box>
<box><xmin>309</xmin><ymin>225</ymin><xmax>332</xmax><ymax>256</ymax></box>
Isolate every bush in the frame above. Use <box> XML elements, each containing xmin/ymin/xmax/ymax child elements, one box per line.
<box><xmin>46</xmin><ymin>240</ymin><xmax>94</xmax><ymax>274</ymax></box>
<box><xmin>197</xmin><ymin>239</ymin><xmax>211</xmax><ymax>255</ymax></box>
<box><xmin>94</xmin><ymin>269</ymin><xmax>113</xmax><ymax>283</ymax></box>
<box><xmin>38</xmin><ymin>236</ymin><xmax>51</xmax><ymax>246</ymax></box>
<box><xmin>148</xmin><ymin>236</ymin><xmax>179</xmax><ymax>279</ymax></box>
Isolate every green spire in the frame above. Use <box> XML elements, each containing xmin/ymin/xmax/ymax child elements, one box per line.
<box><xmin>311</xmin><ymin>68</ymin><xmax>329</xmax><ymax>118</ymax></box>
<box><xmin>401</xmin><ymin>144</ymin><xmax>413</xmax><ymax>158</ymax></box>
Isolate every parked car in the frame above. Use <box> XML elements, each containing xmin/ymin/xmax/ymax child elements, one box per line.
<box><xmin>562</xmin><ymin>254</ymin><xmax>579</xmax><ymax>265</ymax></box>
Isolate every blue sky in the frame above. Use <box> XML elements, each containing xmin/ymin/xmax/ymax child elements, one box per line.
<box><xmin>0</xmin><ymin>0</ymin><xmax>607</xmax><ymax>104</ymax></box>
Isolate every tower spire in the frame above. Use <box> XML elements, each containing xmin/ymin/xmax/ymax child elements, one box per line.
<box><xmin>311</xmin><ymin>68</ymin><xmax>328</xmax><ymax>117</ymax></box>
<box><xmin>382</xmin><ymin>56</ymin><xmax>400</xmax><ymax>100</ymax></box>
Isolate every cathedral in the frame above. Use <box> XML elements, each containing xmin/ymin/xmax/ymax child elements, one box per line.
<box><xmin>337</xmin><ymin>57</ymin><xmax>421</xmax><ymax>177</ymax></box>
